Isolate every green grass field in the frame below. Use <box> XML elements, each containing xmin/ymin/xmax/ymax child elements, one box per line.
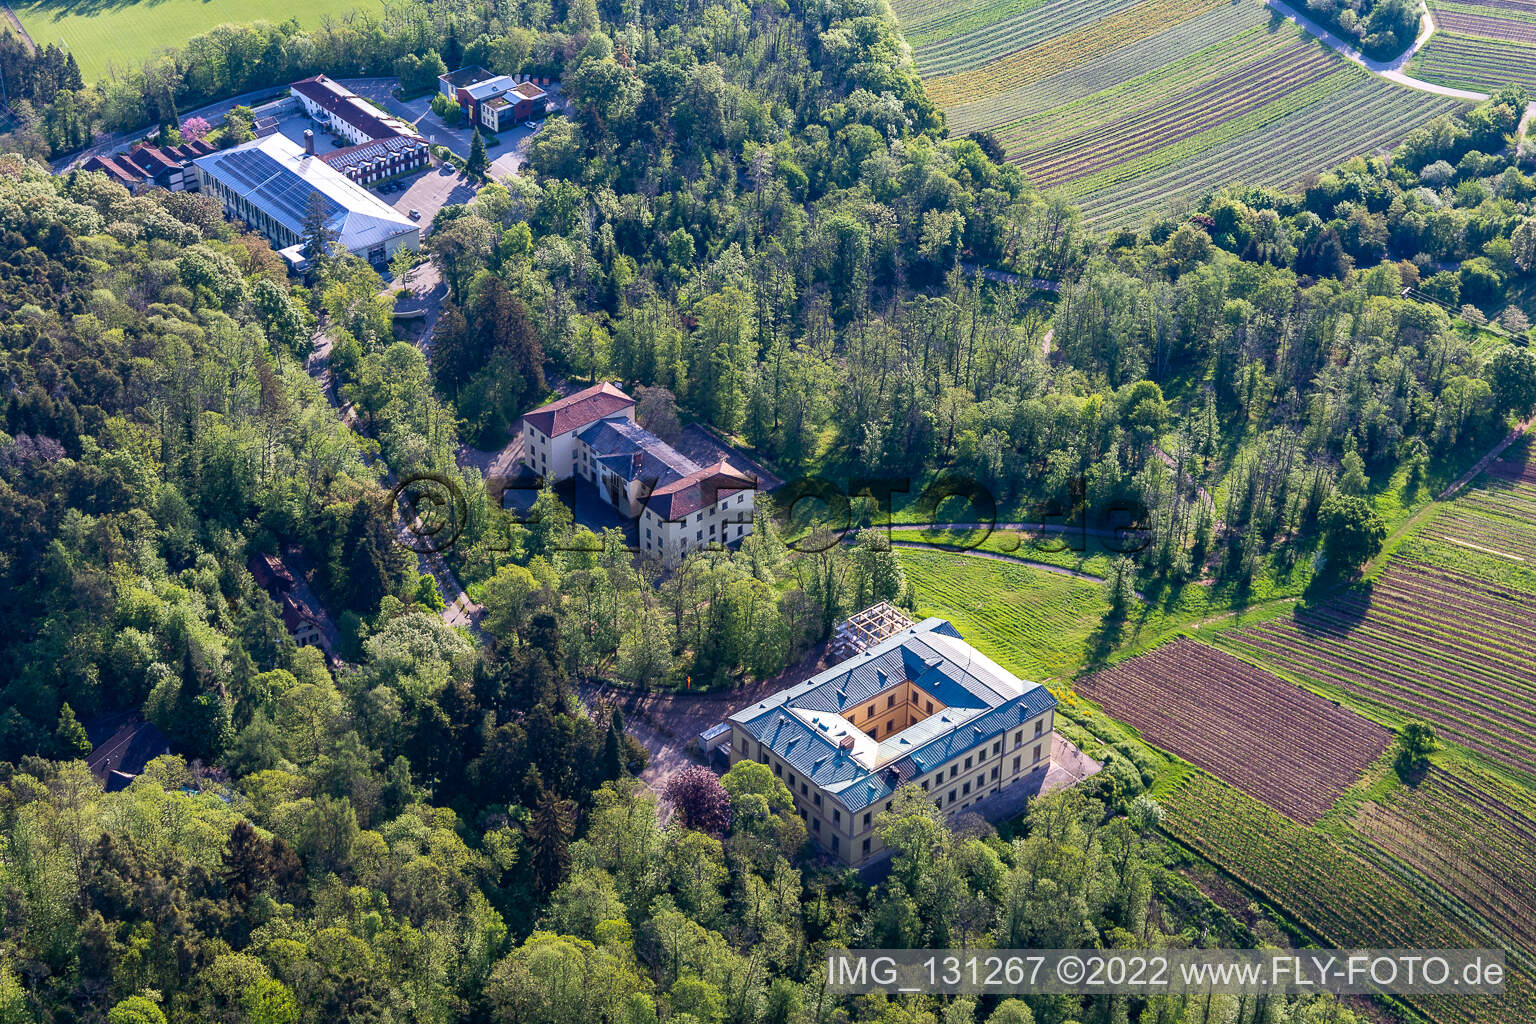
<box><xmin>10</xmin><ymin>0</ymin><xmax>376</xmax><ymax>82</ymax></box>
<box><xmin>896</xmin><ymin>546</ymin><xmax>1114</xmax><ymax>681</ymax></box>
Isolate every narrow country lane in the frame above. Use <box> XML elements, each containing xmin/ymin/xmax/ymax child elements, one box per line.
<box><xmin>303</xmin><ymin>276</ymin><xmax>485</xmax><ymax>637</ymax></box>
<box><xmin>1265</xmin><ymin>0</ymin><xmax>1490</xmax><ymax>101</ymax></box>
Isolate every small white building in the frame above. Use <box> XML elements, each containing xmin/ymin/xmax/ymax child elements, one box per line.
<box><xmin>521</xmin><ymin>383</ymin><xmax>757</xmax><ymax>566</ymax></box>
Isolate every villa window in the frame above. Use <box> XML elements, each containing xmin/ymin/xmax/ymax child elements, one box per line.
<box><xmin>1034</xmin><ymin>744</ymin><xmax>1043</xmax><ymax>762</ymax></box>
<box><xmin>863</xmin><ymin>812</ymin><xmax>871</xmax><ymax>828</ymax></box>
<box><xmin>1035</xmin><ymin>720</ymin><xmax>1044</xmax><ymax>736</ymax></box>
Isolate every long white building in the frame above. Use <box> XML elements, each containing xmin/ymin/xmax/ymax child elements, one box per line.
<box><xmin>195</xmin><ymin>134</ymin><xmax>420</xmax><ymax>268</ymax></box>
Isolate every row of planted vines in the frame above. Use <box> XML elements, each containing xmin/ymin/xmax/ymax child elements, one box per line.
<box><xmin>1216</xmin><ymin>561</ymin><xmax>1536</xmax><ymax>777</ymax></box>
<box><xmin>1162</xmin><ymin>770</ymin><xmax>1536</xmax><ymax>1024</ymax></box>
<box><xmin>1077</xmin><ymin>638</ymin><xmax>1389</xmax><ymax>822</ymax></box>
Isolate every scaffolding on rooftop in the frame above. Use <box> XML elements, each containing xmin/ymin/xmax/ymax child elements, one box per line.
<box><xmin>831</xmin><ymin>601</ymin><xmax>915</xmax><ymax>660</ymax></box>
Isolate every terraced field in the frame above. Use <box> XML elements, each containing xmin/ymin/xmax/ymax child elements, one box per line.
<box><xmin>1400</xmin><ymin>440</ymin><xmax>1536</xmax><ymax>591</ymax></box>
<box><xmin>1161</xmin><ymin>766</ymin><xmax>1536</xmax><ymax>1024</ymax></box>
<box><xmin>892</xmin><ymin>0</ymin><xmax>1468</xmax><ymax>227</ymax></box>
<box><xmin>1408</xmin><ymin>0</ymin><xmax>1536</xmax><ymax>91</ymax></box>
<box><xmin>1077</xmin><ymin>639</ymin><xmax>1389</xmax><ymax>822</ymax></box>
<box><xmin>1348</xmin><ymin>763</ymin><xmax>1536</xmax><ymax>969</ymax></box>
<box><xmin>1218</xmin><ymin>561</ymin><xmax>1536</xmax><ymax>780</ymax></box>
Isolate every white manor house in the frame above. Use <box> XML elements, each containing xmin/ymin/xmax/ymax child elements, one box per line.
<box><xmin>727</xmin><ymin>614</ymin><xmax>1058</xmax><ymax>867</ymax></box>
<box><xmin>520</xmin><ymin>384</ymin><xmax>758</xmax><ymax>566</ymax></box>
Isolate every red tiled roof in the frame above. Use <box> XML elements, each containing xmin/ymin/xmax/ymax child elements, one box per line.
<box><xmin>248</xmin><ymin>551</ymin><xmax>295</xmax><ymax>591</ymax></box>
<box><xmin>127</xmin><ymin>145</ymin><xmax>178</xmax><ymax>173</ymax></box>
<box><xmin>82</xmin><ymin>155</ymin><xmax>141</xmax><ymax>186</ymax></box>
<box><xmin>281</xmin><ymin>592</ymin><xmax>321</xmax><ymax>631</ymax></box>
<box><xmin>523</xmin><ymin>383</ymin><xmax>634</xmax><ymax>437</ymax></box>
<box><xmin>647</xmin><ymin>460</ymin><xmax>758</xmax><ymax>521</ymax></box>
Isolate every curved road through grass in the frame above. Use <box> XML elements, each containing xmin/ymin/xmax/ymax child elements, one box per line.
<box><xmin>1266</xmin><ymin>0</ymin><xmax>1489</xmax><ymax>100</ymax></box>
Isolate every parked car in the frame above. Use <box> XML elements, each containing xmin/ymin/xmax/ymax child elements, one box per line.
<box><xmin>408</xmin><ymin>209</ymin><xmax>421</xmax><ymax>221</ymax></box>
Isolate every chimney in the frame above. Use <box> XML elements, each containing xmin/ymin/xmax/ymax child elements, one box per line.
<box><xmin>303</xmin><ymin>129</ymin><xmax>315</xmax><ymax>155</ymax></box>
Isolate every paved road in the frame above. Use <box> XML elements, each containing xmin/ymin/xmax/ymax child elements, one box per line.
<box><xmin>390</xmin><ymin>165</ymin><xmax>476</xmax><ymax>236</ymax></box>
<box><xmin>1265</xmin><ymin>0</ymin><xmax>1489</xmax><ymax>101</ymax></box>
<box><xmin>53</xmin><ymin>85</ymin><xmax>291</xmax><ymax>171</ymax></box>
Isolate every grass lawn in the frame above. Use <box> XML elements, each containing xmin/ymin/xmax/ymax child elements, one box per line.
<box><xmin>897</xmin><ymin>546</ymin><xmax>1115</xmax><ymax>682</ymax></box>
<box><xmin>12</xmin><ymin>0</ymin><xmax>378</xmax><ymax>82</ymax></box>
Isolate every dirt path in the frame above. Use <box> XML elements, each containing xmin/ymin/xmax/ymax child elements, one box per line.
<box><xmin>1437</xmin><ymin>417</ymin><xmax>1534</xmax><ymax>501</ymax></box>
<box><xmin>1152</xmin><ymin>445</ymin><xmax>1224</xmax><ymax>530</ymax></box>
<box><xmin>1357</xmin><ymin>416</ymin><xmax>1535</xmax><ymax>577</ymax></box>
<box><xmin>306</xmin><ymin>318</ymin><xmax>483</xmax><ymax>636</ymax></box>
<box><xmin>1265</xmin><ymin>0</ymin><xmax>1489</xmax><ymax>101</ymax></box>
<box><xmin>888</xmin><ymin>539</ymin><xmax>1152</xmax><ymax>602</ymax></box>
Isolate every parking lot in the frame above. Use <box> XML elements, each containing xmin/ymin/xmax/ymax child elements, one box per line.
<box><xmin>387</xmin><ymin>164</ymin><xmax>476</xmax><ymax>234</ymax></box>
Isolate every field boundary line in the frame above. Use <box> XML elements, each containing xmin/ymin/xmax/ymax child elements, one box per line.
<box><xmin>1438</xmin><ymin>416</ymin><xmax>1534</xmax><ymax>500</ymax></box>
<box><xmin>1265</xmin><ymin>0</ymin><xmax>1490</xmax><ymax>100</ymax></box>
<box><xmin>1</xmin><ymin>1</ymin><xmax>34</xmax><ymax>53</ymax></box>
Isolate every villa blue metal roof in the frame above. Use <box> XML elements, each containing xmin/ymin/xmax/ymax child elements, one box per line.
<box><xmin>576</xmin><ymin>416</ymin><xmax>700</xmax><ymax>485</ymax></box>
<box><xmin>893</xmin><ymin>689</ymin><xmax>1057</xmax><ymax>778</ymax></box>
<box><xmin>730</xmin><ymin>617</ymin><xmax>1056</xmax><ymax>812</ymax></box>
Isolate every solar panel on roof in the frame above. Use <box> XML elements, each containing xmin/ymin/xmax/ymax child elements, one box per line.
<box><xmin>218</xmin><ymin>149</ymin><xmax>286</xmax><ymax>192</ymax></box>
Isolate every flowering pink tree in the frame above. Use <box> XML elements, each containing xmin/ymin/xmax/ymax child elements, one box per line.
<box><xmin>664</xmin><ymin>766</ymin><xmax>732</xmax><ymax>836</ymax></box>
<box><xmin>180</xmin><ymin>116</ymin><xmax>212</xmax><ymax>142</ymax></box>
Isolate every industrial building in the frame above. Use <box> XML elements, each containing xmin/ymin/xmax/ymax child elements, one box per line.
<box><xmin>194</xmin><ymin>133</ymin><xmax>420</xmax><ymax>269</ymax></box>
<box><xmin>726</xmin><ymin>614</ymin><xmax>1058</xmax><ymax>866</ymax></box>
